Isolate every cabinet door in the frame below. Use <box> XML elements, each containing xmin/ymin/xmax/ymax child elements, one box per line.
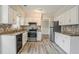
<box><xmin>64</xmin><ymin>11</ymin><xmax>70</xmax><ymax>25</ymax></box>
<box><xmin>66</xmin><ymin>10</ymin><xmax>71</xmax><ymax>25</ymax></box>
<box><xmin>13</xmin><ymin>10</ymin><xmax>17</xmax><ymax>24</ymax></box>
<box><xmin>22</xmin><ymin>32</ymin><xmax>27</xmax><ymax>46</ymax></box>
<box><xmin>22</xmin><ymin>33</ymin><xmax>26</xmax><ymax>46</ymax></box>
<box><xmin>1</xmin><ymin>5</ymin><xmax>9</xmax><ymax>24</ymax></box>
<box><xmin>70</xmin><ymin>6</ymin><xmax>78</xmax><ymax>24</ymax></box>
<box><xmin>59</xmin><ymin>14</ymin><xmax>65</xmax><ymax>25</ymax></box>
<box><xmin>1</xmin><ymin>35</ymin><xmax>16</xmax><ymax>54</ymax></box>
<box><xmin>55</xmin><ymin>32</ymin><xmax>59</xmax><ymax>44</ymax></box>
<box><xmin>58</xmin><ymin>34</ymin><xmax>64</xmax><ymax>48</ymax></box>
<box><xmin>63</xmin><ymin>36</ymin><xmax>70</xmax><ymax>53</ymax></box>
<box><xmin>24</xmin><ymin>32</ymin><xmax>27</xmax><ymax>41</ymax></box>
<box><xmin>37</xmin><ymin>32</ymin><xmax>41</xmax><ymax>41</ymax></box>
<box><xmin>59</xmin><ymin>10</ymin><xmax>70</xmax><ymax>25</ymax></box>
<box><xmin>8</xmin><ymin>7</ymin><xmax>13</xmax><ymax>23</ymax></box>
<box><xmin>55</xmin><ymin>32</ymin><xmax>63</xmax><ymax>48</ymax></box>
<box><xmin>8</xmin><ymin>7</ymin><xmax>14</xmax><ymax>24</ymax></box>
<box><xmin>59</xmin><ymin>16</ymin><xmax>62</xmax><ymax>25</ymax></box>
<box><xmin>62</xmin><ymin>13</ymin><xmax>66</xmax><ymax>25</ymax></box>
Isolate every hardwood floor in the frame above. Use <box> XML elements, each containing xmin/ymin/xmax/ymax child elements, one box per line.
<box><xmin>20</xmin><ymin>37</ymin><xmax>60</xmax><ymax>54</ymax></box>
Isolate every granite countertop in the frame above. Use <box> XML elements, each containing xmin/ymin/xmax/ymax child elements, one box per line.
<box><xmin>0</xmin><ymin>27</ymin><xmax>41</xmax><ymax>35</ymax></box>
<box><xmin>57</xmin><ymin>32</ymin><xmax>79</xmax><ymax>36</ymax></box>
<box><xmin>0</xmin><ymin>29</ymin><xmax>27</xmax><ymax>35</ymax></box>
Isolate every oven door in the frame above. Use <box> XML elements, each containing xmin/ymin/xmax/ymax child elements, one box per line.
<box><xmin>28</xmin><ymin>31</ymin><xmax>37</xmax><ymax>38</ymax></box>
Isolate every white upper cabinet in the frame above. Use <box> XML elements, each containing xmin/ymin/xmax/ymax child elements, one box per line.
<box><xmin>58</xmin><ymin>10</ymin><xmax>70</xmax><ymax>25</ymax></box>
<box><xmin>8</xmin><ymin>7</ymin><xmax>14</xmax><ymax>24</ymax></box>
<box><xmin>59</xmin><ymin>10</ymin><xmax>70</xmax><ymax>25</ymax></box>
<box><xmin>0</xmin><ymin>5</ymin><xmax>17</xmax><ymax>24</ymax></box>
<box><xmin>59</xmin><ymin>13</ymin><xmax>65</xmax><ymax>25</ymax></box>
<box><xmin>55</xmin><ymin>6</ymin><xmax>79</xmax><ymax>25</ymax></box>
<box><xmin>0</xmin><ymin>5</ymin><xmax>27</xmax><ymax>25</ymax></box>
<box><xmin>69</xmin><ymin>6</ymin><xmax>79</xmax><ymax>25</ymax></box>
<box><xmin>65</xmin><ymin>10</ymin><xmax>70</xmax><ymax>25</ymax></box>
<box><xmin>0</xmin><ymin>5</ymin><xmax>9</xmax><ymax>24</ymax></box>
<box><xmin>8</xmin><ymin>6</ymin><xmax>17</xmax><ymax>24</ymax></box>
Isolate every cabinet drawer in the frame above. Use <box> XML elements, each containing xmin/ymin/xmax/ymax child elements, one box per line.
<box><xmin>62</xmin><ymin>36</ymin><xmax>70</xmax><ymax>53</ymax></box>
<box><xmin>55</xmin><ymin>33</ymin><xmax>64</xmax><ymax>48</ymax></box>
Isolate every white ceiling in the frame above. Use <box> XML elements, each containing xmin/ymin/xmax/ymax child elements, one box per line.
<box><xmin>24</xmin><ymin>5</ymin><xmax>75</xmax><ymax>17</ymax></box>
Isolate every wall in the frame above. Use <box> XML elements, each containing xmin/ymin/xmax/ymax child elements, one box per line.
<box><xmin>25</xmin><ymin>11</ymin><xmax>41</xmax><ymax>25</ymax></box>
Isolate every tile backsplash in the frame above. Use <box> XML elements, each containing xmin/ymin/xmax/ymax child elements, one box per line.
<box><xmin>0</xmin><ymin>24</ymin><xmax>12</xmax><ymax>33</ymax></box>
<box><xmin>61</xmin><ymin>25</ymin><xmax>79</xmax><ymax>34</ymax></box>
<box><xmin>0</xmin><ymin>24</ymin><xmax>27</xmax><ymax>33</ymax></box>
<box><xmin>0</xmin><ymin>24</ymin><xmax>11</xmax><ymax>28</ymax></box>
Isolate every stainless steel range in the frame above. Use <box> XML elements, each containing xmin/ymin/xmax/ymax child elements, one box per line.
<box><xmin>28</xmin><ymin>29</ymin><xmax>37</xmax><ymax>38</ymax></box>
<box><xmin>27</xmin><ymin>22</ymin><xmax>37</xmax><ymax>42</ymax></box>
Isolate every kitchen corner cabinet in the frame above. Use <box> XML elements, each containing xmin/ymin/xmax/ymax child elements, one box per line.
<box><xmin>58</xmin><ymin>6</ymin><xmax>79</xmax><ymax>25</ymax></box>
<box><xmin>0</xmin><ymin>33</ymin><xmax>24</xmax><ymax>54</ymax></box>
<box><xmin>55</xmin><ymin>32</ymin><xmax>79</xmax><ymax>54</ymax></box>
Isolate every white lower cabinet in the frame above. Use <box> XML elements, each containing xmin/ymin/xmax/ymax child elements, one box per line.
<box><xmin>55</xmin><ymin>32</ymin><xmax>65</xmax><ymax>51</ymax></box>
<box><xmin>55</xmin><ymin>32</ymin><xmax>70</xmax><ymax>53</ymax></box>
<box><xmin>62</xmin><ymin>37</ymin><xmax>70</xmax><ymax>53</ymax></box>
<box><xmin>0</xmin><ymin>35</ymin><xmax>16</xmax><ymax>54</ymax></box>
<box><xmin>0</xmin><ymin>32</ymin><xmax>27</xmax><ymax>54</ymax></box>
<box><xmin>70</xmin><ymin>37</ymin><xmax>79</xmax><ymax>54</ymax></box>
<box><xmin>37</xmin><ymin>32</ymin><xmax>42</xmax><ymax>41</ymax></box>
<box><xmin>55</xmin><ymin>32</ymin><xmax>79</xmax><ymax>54</ymax></box>
<box><xmin>22</xmin><ymin>32</ymin><xmax>27</xmax><ymax>46</ymax></box>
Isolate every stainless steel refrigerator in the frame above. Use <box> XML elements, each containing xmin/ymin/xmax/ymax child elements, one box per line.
<box><xmin>50</xmin><ymin>21</ymin><xmax>61</xmax><ymax>42</ymax></box>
